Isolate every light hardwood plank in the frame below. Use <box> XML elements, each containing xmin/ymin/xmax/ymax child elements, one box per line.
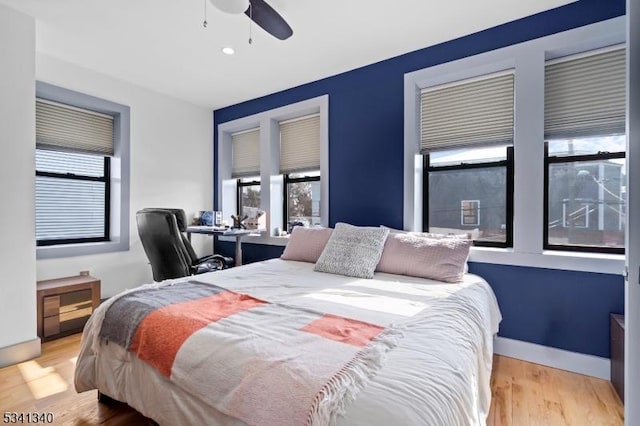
<box><xmin>0</xmin><ymin>335</ymin><xmax>624</xmax><ymax>425</ymax></box>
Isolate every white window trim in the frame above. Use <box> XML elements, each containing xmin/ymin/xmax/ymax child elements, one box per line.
<box><xmin>404</xmin><ymin>16</ymin><xmax>625</xmax><ymax>274</ymax></box>
<box><xmin>217</xmin><ymin>95</ymin><xmax>329</xmax><ymax>246</ymax></box>
<box><xmin>35</xmin><ymin>82</ymin><xmax>130</xmax><ymax>259</ymax></box>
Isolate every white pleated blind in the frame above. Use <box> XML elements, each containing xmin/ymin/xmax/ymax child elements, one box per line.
<box><xmin>280</xmin><ymin>114</ymin><xmax>320</xmax><ymax>173</ymax></box>
<box><xmin>232</xmin><ymin>129</ymin><xmax>260</xmax><ymax>177</ymax></box>
<box><xmin>36</xmin><ymin>99</ymin><xmax>114</xmax><ymax>155</ymax></box>
<box><xmin>420</xmin><ymin>72</ymin><xmax>514</xmax><ymax>153</ymax></box>
<box><xmin>544</xmin><ymin>48</ymin><xmax>626</xmax><ymax>139</ymax></box>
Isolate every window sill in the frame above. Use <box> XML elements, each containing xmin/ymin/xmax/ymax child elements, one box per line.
<box><xmin>218</xmin><ymin>233</ymin><xmax>290</xmax><ymax>247</ymax></box>
<box><xmin>469</xmin><ymin>246</ymin><xmax>624</xmax><ymax>275</ymax></box>
<box><xmin>36</xmin><ymin>239</ymin><xmax>129</xmax><ymax>260</ymax></box>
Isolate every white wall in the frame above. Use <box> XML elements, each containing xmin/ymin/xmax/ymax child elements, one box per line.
<box><xmin>0</xmin><ymin>4</ymin><xmax>37</xmax><ymax>350</ymax></box>
<box><xmin>35</xmin><ymin>54</ymin><xmax>214</xmax><ymax>297</ymax></box>
<box><xmin>626</xmin><ymin>0</ymin><xmax>639</xmax><ymax>423</ymax></box>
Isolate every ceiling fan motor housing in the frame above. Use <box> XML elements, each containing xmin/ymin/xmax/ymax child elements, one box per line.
<box><xmin>209</xmin><ymin>0</ymin><xmax>249</xmax><ymax>14</ymax></box>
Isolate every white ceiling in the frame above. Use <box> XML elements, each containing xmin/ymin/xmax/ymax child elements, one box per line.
<box><xmin>1</xmin><ymin>0</ymin><xmax>574</xmax><ymax>109</ymax></box>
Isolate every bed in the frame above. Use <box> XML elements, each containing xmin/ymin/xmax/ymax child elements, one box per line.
<box><xmin>74</xmin><ymin>257</ymin><xmax>501</xmax><ymax>426</ymax></box>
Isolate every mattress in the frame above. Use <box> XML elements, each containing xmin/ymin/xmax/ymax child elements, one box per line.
<box><xmin>74</xmin><ymin>258</ymin><xmax>502</xmax><ymax>426</ymax></box>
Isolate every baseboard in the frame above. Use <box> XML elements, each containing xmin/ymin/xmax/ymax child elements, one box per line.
<box><xmin>0</xmin><ymin>338</ymin><xmax>41</xmax><ymax>368</ymax></box>
<box><xmin>494</xmin><ymin>336</ymin><xmax>610</xmax><ymax>380</ymax></box>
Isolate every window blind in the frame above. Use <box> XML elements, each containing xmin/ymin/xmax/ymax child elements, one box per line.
<box><xmin>420</xmin><ymin>72</ymin><xmax>514</xmax><ymax>153</ymax></box>
<box><xmin>280</xmin><ymin>114</ymin><xmax>320</xmax><ymax>173</ymax></box>
<box><xmin>35</xmin><ymin>150</ymin><xmax>106</xmax><ymax>242</ymax></box>
<box><xmin>232</xmin><ymin>128</ymin><xmax>260</xmax><ymax>177</ymax></box>
<box><xmin>545</xmin><ymin>47</ymin><xmax>626</xmax><ymax>139</ymax></box>
<box><xmin>36</xmin><ymin>99</ymin><xmax>114</xmax><ymax>155</ymax></box>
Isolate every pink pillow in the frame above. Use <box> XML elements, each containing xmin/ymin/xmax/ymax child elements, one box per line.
<box><xmin>376</xmin><ymin>233</ymin><xmax>471</xmax><ymax>283</ymax></box>
<box><xmin>281</xmin><ymin>227</ymin><xmax>333</xmax><ymax>263</ymax></box>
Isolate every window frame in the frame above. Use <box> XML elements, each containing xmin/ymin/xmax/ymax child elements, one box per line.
<box><xmin>236</xmin><ymin>177</ymin><xmax>261</xmax><ymax>217</ymax></box>
<box><xmin>543</xmin><ymin>141</ymin><xmax>625</xmax><ymax>254</ymax></box>
<box><xmin>35</xmin><ymin>82</ymin><xmax>130</xmax><ymax>260</ymax></box>
<box><xmin>422</xmin><ymin>146</ymin><xmax>514</xmax><ymax>248</ymax></box>
<box><xmin>283</xmin><ymin>173</ymin><xmax>321</xmax><ymax>231</ymax></box>
<box><xmin>36</xmin><ymin>154</ymin><xmax>111</xmax><ymax>246</ymax></box>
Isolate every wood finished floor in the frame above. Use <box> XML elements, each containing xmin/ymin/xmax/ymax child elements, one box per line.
<box><xmin>0</xmin><ymin>333</ymin><xmax>624</xmax><ymax>425</ymax></box>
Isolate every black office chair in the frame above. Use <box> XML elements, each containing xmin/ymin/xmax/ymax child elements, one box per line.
<box><xmin>136</xmin><ymin>208</ymin><xmax>233</xmax><ymax>282</ymax></box>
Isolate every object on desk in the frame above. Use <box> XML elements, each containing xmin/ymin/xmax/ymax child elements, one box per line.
<box><xmin>200</xmin><ymin>210</ymin><xmax>214</xmax><ymax>226</ymax></box>
<box><xmin>214</xmin><ymin>211</ymin><xmax>223</xmax><ymax>226</ymax></box>
<box><xmin>231</xmin><ymin>214</ymin><xmax>248</xmax><ymax>229</ymax></box>
<box><xmin>287</xmin><ymin>220</ymin><xmax>306</xmax><ymax>233</ymax></box>
<box><xmin>243</xmin><ymin>207</ymin><xmax>266</xmax><ymax>230</ymax></box>
<box><xmin>191</xmin><ymin>211</ymin><xmax>202</xmax><ymax>226</ymax></box>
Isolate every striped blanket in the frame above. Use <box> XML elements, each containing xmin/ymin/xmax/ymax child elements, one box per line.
<box><xmin>98</xmin><ymin>281</ymin><xmax>402</xmax><ymax>426</ymax></box>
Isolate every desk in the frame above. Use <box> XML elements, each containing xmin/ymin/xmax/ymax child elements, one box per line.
<box><xmin>186</xmin><ymin>226</ymin><xmax>253</xmax><ymax>267</ymax></box>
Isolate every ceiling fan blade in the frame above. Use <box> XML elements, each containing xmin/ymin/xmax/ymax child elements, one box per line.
<box><xmin>245</xmin><ymin>0</ymin><xmax>293</xmax><ymax>40</ymax></box>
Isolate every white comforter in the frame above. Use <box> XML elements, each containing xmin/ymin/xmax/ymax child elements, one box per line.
<box><xmin>75</xmin><ymin>259</ymin><xmax>502</xmax><ymax>426</ymax></box>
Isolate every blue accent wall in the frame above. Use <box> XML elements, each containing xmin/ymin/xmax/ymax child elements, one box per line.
<box><xmin>214</xmin><ymin>0</ymin><xmax>626</xmax><ymax>358</ymax></box>
<box><xmin>468</xmin><ymin>263</ymin><xmax>624</xmax><ymax>358</ymax></box>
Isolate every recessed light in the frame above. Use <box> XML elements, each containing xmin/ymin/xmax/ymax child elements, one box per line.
<box><xmin>222</xmin><ymin>47</ymin><xmax>235</xmax><ymax>55</ymax></box>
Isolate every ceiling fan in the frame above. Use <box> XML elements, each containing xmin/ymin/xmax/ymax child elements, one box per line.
<box><xmin>208</xmin><ymin>0</ymin><xmax>293</xmax><ymax>41</ymax></box>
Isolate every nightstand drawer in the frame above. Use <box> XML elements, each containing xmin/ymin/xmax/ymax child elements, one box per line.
<box><xmin>43</xmin><ymin>316</ymin><xmax>60</xmax><ymax>337</ymax></box>
<box><xmin>43</xmin><ymin>295</ymin><xmax>60</xmax><ymax>317</ymax></box>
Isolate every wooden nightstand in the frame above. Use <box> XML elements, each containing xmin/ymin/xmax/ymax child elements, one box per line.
<box><xmin>610</xmin><ymin>313</ymin><xmax>624</xmax><ymax>403</ymax></box>
<box><xmin>37</xmin><ymin>273</ymin><xmax>101</xmax><ymax>341</ymax></box>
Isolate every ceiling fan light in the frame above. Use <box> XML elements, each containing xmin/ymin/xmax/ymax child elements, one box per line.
<box><xmin>209</xmin><ymin>0</ymin><xmax>250</xmax><ymax>14</ymax></box>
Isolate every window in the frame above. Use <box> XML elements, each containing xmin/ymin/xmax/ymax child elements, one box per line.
<box><xmin>237</xmin><ymin>176</ymin><xmax>261</xmax><ymax>217</ymax></box>
<box><xmin>35</xmin><ymin>98</ymin><xmax>114</xmax><ymax>246</ymax></box>
<box><xmin>420</xmin><ymin>71</ymin><xmax>514</xmax><ymax>247</ymax></box>
<box><xmin>280</xmin><ymin>114</ymin><xmax>321</xmax><ymax>231</ymax></box>
<box><xmin>424</xmin><ymin>146</ymin><xmax>514</xmax><ymax>246</ymax></box>
<box><xmin>405</xmin><ymin>19</ymin><xmax>626</xmax><ymax>271</ymax></box>
<box><xmin>544</xmin><ymin>48</ymin><xmax>626</xmax><ymax>253</ymax></box>
<box><xmin>545</xmin><ymin>138</ymin><xmax>625</xmax><ymax>252</ymax></box>
<box><xmin>35</xmin><ymin>82</ymin><xmax>130</xmax><ymax>259</ymax></box>
<box><xmin>283</xmin><ymin>171</ymin><xmax>321</xmax><ymax>231</ymax></box>
<box><xmin>36</xmin><ymin>150</ymin><xmax>110</xmax><ymax>245</ymax></box>
<box><xmin>232</xmin><ymin>128</ymin><xmax>261</xmax><ymax>218</ymax></box>
<box><xmin>217</xmin><ymin>94</ymin><xmax>328</xmax><ymax>242</ymax></box>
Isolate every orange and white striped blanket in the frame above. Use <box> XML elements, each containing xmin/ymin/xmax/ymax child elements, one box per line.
<box><xmin>98</xmin><ymin>280</ymin><xmax>402</xmax><ymax>426</ymax></box>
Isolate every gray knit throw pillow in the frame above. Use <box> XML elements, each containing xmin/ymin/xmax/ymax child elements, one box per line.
<box><xmin>314</xmin><ymin>223</ymin><xmax>389</xmax><ymax>279</ymax></box>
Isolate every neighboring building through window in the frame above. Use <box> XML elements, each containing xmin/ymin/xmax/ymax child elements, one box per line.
<box><xmin>237</xmin><ymin>176</ymin><xmax>261</xmax><ymax>217</ymax></box>
<box><xmin>544</xmin><ymin>47</ymin><xmax>626</xmax><ymax>253</ymax></box>
<box><xmin>425</xmin><ymin>146</ymin><xmax>513</xmax><ymax>246</ymax></box>
<box><xmin>284</xmin><ymin>171</ymin><xmax>321</xmax><ymax>232</ymax></box>
<box><xmin>545</xmin><ymin>137</ymin><xmax>625</xmax><ymax>252</ymax></box>
<box><xmin>35</xmin><ymin>99</ymin><xmax>114</xmax><ymax>246</ymax></box>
